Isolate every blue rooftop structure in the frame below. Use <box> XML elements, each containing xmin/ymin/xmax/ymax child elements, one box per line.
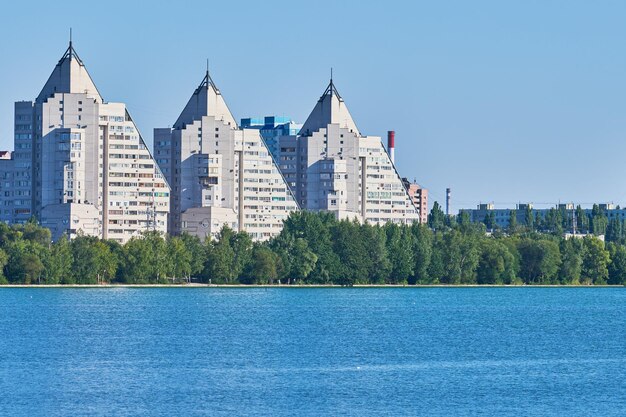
<box><xmin>240</xmin><ymin>116</ymin><xmax>302</xmax><ymax>161</ymax></box>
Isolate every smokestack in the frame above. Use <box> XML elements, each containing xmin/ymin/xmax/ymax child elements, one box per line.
<box><xmin>446</xmin><ymin>188</ymin><xmax>451</xmax><ymax>216</ymax></box>
<box><xmin>387</xmin><ymin>131</ymin><xmax>395</xmax><ymax>164</ymax></box>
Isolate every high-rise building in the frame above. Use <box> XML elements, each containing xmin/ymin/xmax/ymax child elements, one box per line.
<box><xmin>240</xmin><ymin>116</ymin><xmax>301</xmax><ymax>162</ymax></box>
<box><xmin>10</xmin><ymin>41</ymin><xmax>170</xmax><ymax>242</ymax></box>
<box><xmin>276</xmin><ymin>79</ymin><xmax>419</xmax><ymax>224</ymax></box>
<box><xmin>154</xmin><ymin>71</ymin><xmax>298</xmax><ymax>241</ymax></box>
<box><xmin>402</xmin><ymin>178</ymin><xmax>429</xmax><ymax>224</ymax></box>
<box><xmin>0</xmin><ymin>151</ymin><xmax>14</xmax><ymax>224</ymax></box>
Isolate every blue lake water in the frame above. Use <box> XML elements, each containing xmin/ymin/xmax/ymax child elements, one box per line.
<box><xmin>0</xmin><ymin>287</ymin><xmax>624</xmax><ymax>416</ymax></box>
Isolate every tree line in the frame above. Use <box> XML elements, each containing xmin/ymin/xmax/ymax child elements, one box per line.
<box><xmin>1</xmin><ymin>206</ymin><xmax>625</xmax><ymax>285</ymax></box>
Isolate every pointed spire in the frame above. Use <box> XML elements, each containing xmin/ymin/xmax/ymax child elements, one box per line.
<box><xmin>36</xmin><ymin>39</ymin><xmax>102</xmax><ymax>103</ymax></box>
<box><xmin>173</xmin><ymin>68</ymin><xmax>237</xmax><ymax>130</ymax></box>
<box><xmin>299</xmin><ymin>76</ymin><xmax>359</xmax><ymax>136</ymax></box>
<box><xmin>68</xmin><ymin>28</ymin><xmax>75</xmax><ymax>61</ymax></box>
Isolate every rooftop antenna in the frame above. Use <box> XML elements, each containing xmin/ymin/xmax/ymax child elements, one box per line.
<box><xmin>206</xmin><ymin>58</ymin><xmax>209</xmax><ymax>77</ymax></box>
<box><xmin>68</xmin><ymin>28</ymin><xmax>74</xmax><ymax>60</ymax></box>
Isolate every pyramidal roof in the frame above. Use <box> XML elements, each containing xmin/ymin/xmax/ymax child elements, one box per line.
<box><xmin>299</xmin><ymin>79</ymin><xmax>360</xmax><ymax>137</ymax></box>
<box><xmin>36</xmin><ymin>41</ymin><xmax>102</xmax><ymax>104</ymax></box>
<box><xmin>173</xmin><ymin>71</ymin><xmax>238</xmax><ymax>130</ymax></box>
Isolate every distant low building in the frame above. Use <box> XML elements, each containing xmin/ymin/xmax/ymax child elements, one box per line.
<box><xmin>402</xmin><ymin>178</ymin><xmax>428</xmax><ymax>224</ymax></box>
<box><xmin>0</xmin><ymin>151</ymin><xmax>13</xmax><ymax>224</ymax></box>
<box><xmin>460</xmin><ymin>202</ymin><xmax>625</xmax><ymax>230</ymax></box>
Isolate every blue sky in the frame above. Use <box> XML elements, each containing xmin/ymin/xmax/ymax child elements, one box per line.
<box><xmin>1</xmin><ymin>0</ymin><xmax>625</xmax><ymax>212</ymax></box>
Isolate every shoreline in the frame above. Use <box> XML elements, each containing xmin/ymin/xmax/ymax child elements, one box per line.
<box><xmin>0</xmin><ymin>284</ymin><xmax>623</xmax><ymax>288</ymax></box>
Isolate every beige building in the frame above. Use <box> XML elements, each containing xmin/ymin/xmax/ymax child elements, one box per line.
<box><xmin>13</xmin><ymin>42</ymin><xmax>169</xmax><ymax>242</ymax></box>
<box><xmin>154</xmin><ymin>71</ymin><xmax>298</xmax><ymax>241</ymax></box>
<box><xmin>402</xmin><ymin>178</ymin><xmax>429</xmax><ymax>224</ymax></box>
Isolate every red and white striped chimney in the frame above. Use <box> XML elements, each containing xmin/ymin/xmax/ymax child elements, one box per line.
<box><xmin>387</xmin><ymin>131</ymin><xmax>395</xmax><ymax>164</ymax></box>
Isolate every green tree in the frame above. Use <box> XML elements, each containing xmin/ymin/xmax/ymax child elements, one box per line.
<box><xmin>507</xmin><ymin>209</ymin><xmax>518</xmax><ymax>234</ymax></box>
<box><xmin>4</xmin><ymin>240</ymin><xmax>48</xmax><ymax>284</ymax></box>
<box><xmin>18</xmin><ymin>220</ymin><xmax>52</xmax><ymax>246</ymax></box>
<box><xmin>575</xmin><ymin>205</ymin><xmax>589</xmax><ymax>233</ymax></box>
<box><xmin>279</xmin><ymin>211</ymin><xmax>341</xmax><ymax>283</ymax></box>
<box><xmin>361</xmin><ymin>223</ymin><xmax>390</xmax><ymax>284</ymax></box>
<box><xmin>437</xmin><ymin>229</ymin><xmax>480</xmax><ymax>284</ymax></box>
<box><xmin>384</xmin><ymin>223</ymin><xmax>413</xmax><ymax>284</ymax></box>
<box><xmin>483</xmin><ymin>211</ymin><xmax>496</xmax><ymax>231</ymax></box>
<box><xmin>120</xmin><ymin>237</ymin><xmax>152</xmax><ymax>283</ymax></box>
<box><xmin>559</xmin><ymin>206</ymin><xmax>572</xmax><ymax>233</ymax></box>
<box><xmin>271</xmin><ymin>233</ymin><xmax>318</xmax><ymax>284</ymax></box>
<box><xmin>0</xmin><ymin>249</ymin><xmax>8</xmax><ymax>284</ymax></box>
<box><xmin>476</xmin><ymin>238</ymin><xmax>517</xmax><ymax>284</ymax></box>
<box><xmin>517</xmin><ymin>239</ymin><xmax>561</xmax><ymax>284</ymax></box>
<box><xmin>232</xmin><ymin>231</ymin><xmax>253</xmax><ymax>280</ymax></box>
<box><xmin>72</xmin><ymin>236</ymin><xmax>118</xmax><ymax>284</ymax></box>
<box><xmin>558</xmin><ymin>238</ymin><xmax>583</xmax><ymax>284</ymax></box>
<box><xmin>410</xmin><ymin>223</ymin><xmax>433</xmax><ymax>284</ymax></box>
<box><xmin>241</xmin><ymin>244</ymin><xmax>279</xmax><ymax>284</ymax></box>
<box><xmin>167</xmin><ymin>236</ymin><xmax>192</xmax><ymax>282</ymax></box>
<box><xmin>590</xmin><ymin>204</ymin><xmax>608</xmax><ymax>236</ymax></box>
<box><xmin>21</xmin><ymin>254</ymin><xmax>44</xmax><ymax>284</ymax></box>
<box><xmin>581</xmin><ymin>237</ymin><xmax>610</xmax><ymax>284</ymax></box>
<box><xmin>331</xmin><ymin>220</ymin><xmax>370</xmax><ymax>286</ymax></box>
<box><xmin>290</xmin><ymin>238</ymin><xmax>318</xmax><ymax>282</ymax></box>
<box><xmin>605</xmin><ymin>219</ymin><xmax>623</xmax><ymax>244</ymax></box>
<box><xmin>457</xmin><ymin>211</ymin><xmax>471</xmax><ymax>228</ymax></box>
<box><xmin>543</xmin><ymin>208</ymin><xmax>563</xmax><ymax>235</ymax></box>
<box><xmin>428</xmin><ymin>202</ymin><xmax>446</xmax><ymax>231</ymax></box>
<box><xmin>204</xmin><ymin>233</ymin><xmax>235</xmax><ymax>283</ymax></box>
<box><xmin>607</xmin><ymin>243</ymin><xmax>626</xmax><ymax>285</ymax></box>
<box><xmin>43</xmin><ymin>235</ymin><xmax>73</xmax><ymax>284</ymax></box>
<box><xmin>204</xmin><ymin>226</ymin><xmax>252</xmax><ymax>283</ymax></box>
<box><xmin>103</xmin><ymin>239</ymin><xmax>124</xmax><ymax>283</ymax></box>
<box><xmin>181</xmin><ymin>233</ymin><xmax>205</xmax><ymax>280</ymax></box>
<box><xmin>524</xmin><ymin>206</ymin><xmax>534</xmax><ymax>231</ymax></box>
<box><xmin>534</xmin><ymin>212</ymin><xmax>544</xmax><ymax>232</ymax></box>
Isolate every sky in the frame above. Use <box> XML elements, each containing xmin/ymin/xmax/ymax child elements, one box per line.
<box><xmin>1</xmin><ymin>0</ymin><xmax>625</xmax><ymax>213</ymax></box>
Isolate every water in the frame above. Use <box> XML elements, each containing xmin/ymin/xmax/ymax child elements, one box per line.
<box><xmin>0</xmin><ymin>287</ymin><xmax>624</xmax><ymax>416</ymax></box>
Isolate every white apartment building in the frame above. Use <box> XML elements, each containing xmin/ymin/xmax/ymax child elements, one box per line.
<box><xmin>11</xmin><ymin>42</ymin><xmax>169</xmax><ymax>242</ymax></box>
<box><xmin>154</xmin><ymin>71</ymin><xmax>298</xmax><ymax>241</ymax></box>
<box><xmin>277</xmin><ymin>80</ymin><xmax>419</xmax><ymax>224</ymax></box>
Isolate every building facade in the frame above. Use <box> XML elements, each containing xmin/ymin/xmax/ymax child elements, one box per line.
<box><xmin>402</xmin><ymin>178</ymin><xmax>428</xmax><ymax>224</ymax></box>
<box><xmin>275</xmin><ymin>79</ymin><xmax>419</xmax><ymax>224</ymax></box>
<box><xmin>9</xmin><ymin>42</ymin><xmax>169</xmax><ymax>242</ymax></box>
<box><xmin>0</xmin><ymin>151</ymin><xmax>13</xmax><ymax>224</ymax></box>
<box><xmin>154</xmin><ymin>72</ymin><xmax>298</xmax><ymax>241</ymax></box>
